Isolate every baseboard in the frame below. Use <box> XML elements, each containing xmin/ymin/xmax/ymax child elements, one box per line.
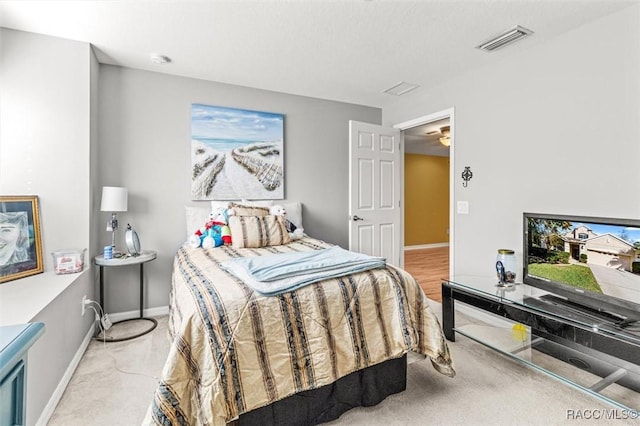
<box><xmin>35</xmin><ymin>323</ymin><xmax>95</xmax><ymax>426</ymax></box>
<box><xmin>34</xmin><ymin>306</ymin><xmax>169</xmax><ymax>425</ymax></box>
<box><xmin>107</xmin><ymin>305</ymin><xmax>169</xmax><ymax>323</ymax></box>
<box><xmin>404</xmin><ymin>243</ymin><xmax>449</xmax><ymax>250</ymax></box>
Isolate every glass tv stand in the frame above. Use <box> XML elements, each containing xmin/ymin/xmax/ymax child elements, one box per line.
<box><xmin>442</xmin><ymin>276</ymin><xmax>640</xmax><ymax>413</ymax></box>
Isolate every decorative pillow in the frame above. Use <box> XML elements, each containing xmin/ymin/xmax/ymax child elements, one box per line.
<box><xmin>185</xmin><ymin>206</ymin><xmax>211</xmax><ymax>239</ymax></box>
<box><xmin>229</xmin><ymin>202</ymin><xmax>270</xmax><ymax>217</ymax></box>
<box><xmin>229</xmin><ymin>215</ymin><xmax>291</xmax><ymax>248</ymax></box>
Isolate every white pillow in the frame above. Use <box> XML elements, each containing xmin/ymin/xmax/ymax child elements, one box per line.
<box><xmin>210</xmin><ymin>201</ymin><xmax>230</xmax><ymax>211</ymax></box>
<box><xmin>240</xmin><ymin>199</ymin><xmax>274</xmax><ymax>207</ymax></box>
<box><xmin>211</xmin><ymin>200</ymin><xmax>272</xmax><ymax>212</ymax></box>
<box><xmin>188</xmin><ymin>202</ymin><xmax>302</xmax><ymax>240</ymax></box>
<box><xmin>281</xmin><ymin>201</ymin><xmax>302</xmax><ymax>229</ymax></box>
<box><xmin>185</xmin><ymin>206</ymin><xmax>211</xmax><ymax>238</ymax></box>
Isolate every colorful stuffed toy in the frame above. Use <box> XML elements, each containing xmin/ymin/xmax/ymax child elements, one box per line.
<box><xmin>189</xmin><ymin>207</ymin><xmax>233</xmax><ymax>248</ymax></box>
<box><xmin>269</xmin><ymin>205</ymin><xmax>304</xmax><ymax>240</ymax></box>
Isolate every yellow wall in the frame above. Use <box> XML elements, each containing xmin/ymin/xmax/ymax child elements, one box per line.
<box><xmin>404</xmin><ymin>154</ymin><xmax>449</xmax><ymax>246</ymax></box>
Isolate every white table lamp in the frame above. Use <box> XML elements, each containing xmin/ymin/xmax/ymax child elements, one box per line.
<box><xmin>100</xmin><ymin>186</ymin><xmax>128</xmax><ymax>251</ymax></box>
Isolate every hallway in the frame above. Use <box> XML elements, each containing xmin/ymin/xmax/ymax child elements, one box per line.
<box><xmin>404</xmin><ymin>246</ymin><xmax>449</xmax><ymax>303</ymax></box>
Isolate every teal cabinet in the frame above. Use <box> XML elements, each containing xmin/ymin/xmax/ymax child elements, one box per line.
<box><xmin>0</xmin><ymin>323</ymin><xmax>45</xmax><ymax>426</ymax></box>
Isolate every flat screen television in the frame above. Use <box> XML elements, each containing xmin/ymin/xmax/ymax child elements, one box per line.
<box><xmin>523</xmin><ymin>212</ymin><xmax>640</xmax><ymax>327</ymax></box>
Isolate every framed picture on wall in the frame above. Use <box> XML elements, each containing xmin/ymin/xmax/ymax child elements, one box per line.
<box><xmin>191</xmin><ymin>104</ymin><xmax>284</xmax><ymax>200</ymax></box>
<box><xmin>0</xmin><ymin>195</ymin><xmax>44</xmax><ymax>284</ymax></box>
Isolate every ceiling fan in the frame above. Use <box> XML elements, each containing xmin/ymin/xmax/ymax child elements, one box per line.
<box><xmin>426</xmin><ymin>126</ymin><xmax>451</xmax><ymax>147</ymax></box>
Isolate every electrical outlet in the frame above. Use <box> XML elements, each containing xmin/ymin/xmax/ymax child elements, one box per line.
<box><xmin>82</xmin><ymin>295</ymin><xmax>87</xmax><ymax>316</ymax></box>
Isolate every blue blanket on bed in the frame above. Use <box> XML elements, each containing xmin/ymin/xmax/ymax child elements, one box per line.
<box><xmin>220</xmin><ymin>246</ymin><xmax>386</xmax><ymax>296</ymax></box>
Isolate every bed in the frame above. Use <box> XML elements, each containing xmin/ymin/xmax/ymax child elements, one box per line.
<box><xmin>144</xmin><ymin>206</ymin><xmax>454</xmax><ymax>425</ymax></box>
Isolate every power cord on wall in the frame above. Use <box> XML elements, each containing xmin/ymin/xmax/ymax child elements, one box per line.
<box><xmin>85</xmin><ymin>299</ymin><xmax>160</xmax><ymax>383</ymax></box>
<box><xmin>85</xmin><ymin>300</ymin><xmax>112</xmax><ymax>331</ymax></box>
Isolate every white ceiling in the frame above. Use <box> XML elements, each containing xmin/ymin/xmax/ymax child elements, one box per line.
<box><xmin>1</xmin><ymin>0</ymin><xmax>635</xmax><ymax>110</ymax></box>
<box><xmin>404</xmin><ymin>117</ymin><xmax>450</xmax><ymax>157</ymax></box>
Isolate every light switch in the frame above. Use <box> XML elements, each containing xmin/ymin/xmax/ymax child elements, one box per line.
<box><xmin>457</xmin><ymin>201</ymin><xmax>469</xmax><ymax>214</ymax></box>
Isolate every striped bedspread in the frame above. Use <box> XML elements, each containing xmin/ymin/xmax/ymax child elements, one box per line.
<box><xmin>145</xmin><ymin>237</ymin><xmax>455</xmax><ymax>426</ymax></box>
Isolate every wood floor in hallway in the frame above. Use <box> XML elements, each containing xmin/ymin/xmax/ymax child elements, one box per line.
<box><xmin>403</xmin><ymin>246</ymin><xmax>449</xmax><ymax>303</ymax></box>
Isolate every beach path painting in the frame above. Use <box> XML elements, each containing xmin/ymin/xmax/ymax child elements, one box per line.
<box><xmin>191</xmin><ymin>104</ymin><xmax>284</xmax><ymax>200</ymax></box>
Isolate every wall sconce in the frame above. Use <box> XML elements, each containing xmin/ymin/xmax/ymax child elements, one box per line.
<box><xmin>461</xmin><ymin>166</ymin><xmax>473</xmax><ymax>187</ymax></box>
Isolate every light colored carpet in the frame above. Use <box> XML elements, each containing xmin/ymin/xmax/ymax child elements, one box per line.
<box><xmin>48</xmin><ymin>304</ymin><xmax>638</xmax><ymax>425</ymax></box>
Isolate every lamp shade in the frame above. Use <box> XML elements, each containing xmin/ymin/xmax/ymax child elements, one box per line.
<box><xmin>100</xmin><ymin>186</ymin><xmax>128</xmax><ymax>212</ymax></box>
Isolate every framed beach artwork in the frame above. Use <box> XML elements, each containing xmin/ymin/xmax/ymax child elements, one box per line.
<box><xmin>191</xmin><ymin>104</ymin><xmax>284</xmax><ymax>200</ymax></box>
<box><xmin>0</xmin><ymin>195</ymin><xmax>44</xmax><ymax>284</ymax></box>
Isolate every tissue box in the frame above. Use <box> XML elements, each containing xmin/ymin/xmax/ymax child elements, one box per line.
<box><xmin>52</xmin><ymin>249</ymin><xmax>86</xmax><ymax>274</ymax></box>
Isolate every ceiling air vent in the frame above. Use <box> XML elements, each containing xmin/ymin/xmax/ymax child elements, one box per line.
<box><xmin>476</xmin><ymin>25</ymin><xmax>533</xmax><ymax>52</ymax></box>
<box><xmin>383</xmin><ymin>81</ymin><xmax>419</xmax><ymax>96</ymax></box>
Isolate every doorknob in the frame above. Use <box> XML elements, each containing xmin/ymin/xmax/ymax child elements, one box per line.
<box><xmin>352</xmin><ymin>215</ymin><xmax>364</xmax><ymax>221</ymax></box>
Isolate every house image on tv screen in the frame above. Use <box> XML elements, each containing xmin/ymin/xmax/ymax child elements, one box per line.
<box><xmin>561</xmin><ymin>225</ymin><xmax>637</xmax><ymax>272</ymax></box>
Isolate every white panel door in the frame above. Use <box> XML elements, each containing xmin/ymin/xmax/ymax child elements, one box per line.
<box><xmin>348</xmin><ymin>121</ymin><xmax>401</xmax><ymax>266</ymax></box>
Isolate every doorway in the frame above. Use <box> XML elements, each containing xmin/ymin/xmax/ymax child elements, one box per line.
<box><xmin>395</xmin><ymin>109</ymin><xmax>454</xmax><ymax>302</ymax></box>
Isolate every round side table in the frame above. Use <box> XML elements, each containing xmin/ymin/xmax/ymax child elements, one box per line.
<box><xmin>94</xmin><ymin>250</ymin><xmax>158</xmax><ymax>342</ymax></box>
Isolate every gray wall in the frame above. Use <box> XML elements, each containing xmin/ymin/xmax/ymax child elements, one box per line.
<box><xmin>0</xmin><ymin>29</ymin><xmax>97</xmax><ymax>425</ymax></box>
<box><xmin>384</xmin><ymin>4</ymin><xmax>640</xmax><ymax>279</ymax></box>
<box><xmin>98</xmin><ymin>66</ymin><xmax>381</xmax><ymax>313</ymax></box>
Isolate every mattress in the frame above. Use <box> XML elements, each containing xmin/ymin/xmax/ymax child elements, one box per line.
<box><xmin>145</xmin><ymin>236</ymin><xmax>455</xmax><ymax>425</ymax></box>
